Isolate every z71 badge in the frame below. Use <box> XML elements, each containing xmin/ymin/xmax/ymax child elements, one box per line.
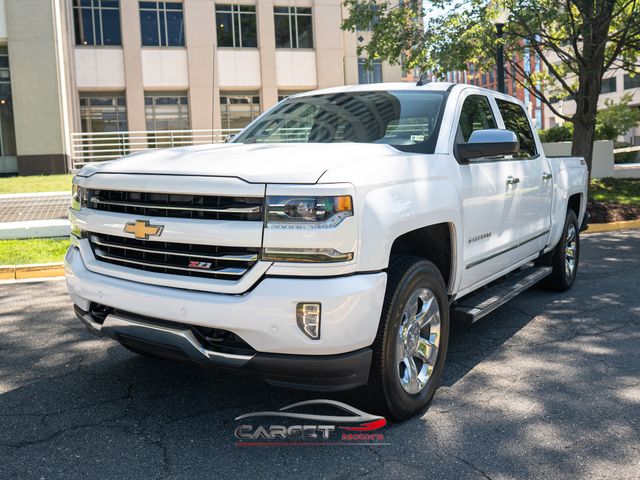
<box><xmin>188</xmin><ymin>261</ymin><xmax>213</xmax><ymax>269</ymax></box>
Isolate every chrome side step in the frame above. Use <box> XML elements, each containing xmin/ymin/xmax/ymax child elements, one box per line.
<box><xmin>452</xmin><ymin>265</ymin><xmax>552</xmax><ymax>325</ymax></box>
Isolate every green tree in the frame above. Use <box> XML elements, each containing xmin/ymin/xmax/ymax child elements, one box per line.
<box><xmin>595</xmin><ymin>93</ymin><xmax>640</xmax><ymax>141</ymax></box>
<box><xmin>342</xmin><ymin>0</ymin><xmax>640</xmax><ymax>173</ymax></box>
<box><xmin>538</xmin><ymin>124</ymin><xmax>573</xmax><ymax>142</ymax></box>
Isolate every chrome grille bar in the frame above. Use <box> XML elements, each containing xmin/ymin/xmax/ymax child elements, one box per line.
<box><xmin>90</xmin><ymin>236</ymin><xmax>258</xmax><ymax>262</ymax></box>
<box><xmin>93</xmin><ymin>249</ymin><xmax>248</xmax><ymax>277</ymax></box>
<box><xmin>89</xmin><ymin>198</ymin><xmax>261</xmax><ymax>214</ymax></box>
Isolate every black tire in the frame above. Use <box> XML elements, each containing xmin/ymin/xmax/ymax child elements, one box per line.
<box><xmin>366</xmin><ymin>255</ymin><xmax>449</xmax><ymax>421</ymax></box>
<box><xmin>540</xmin><ymin>209</ymin><xmax>580</xmax><ymax>291</ymax></box>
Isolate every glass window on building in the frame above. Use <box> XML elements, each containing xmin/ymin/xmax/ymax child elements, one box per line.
<box><xmin>358</xmin><ymin>59</ymin><xmax>382</xmax><ymax>84</ymax></box>
<box><xmin>0</xmin><ymin>47</ymin><xmax>16</xmax><ymax>172</ymax></box>
<box><xmin>73</xmin><ymin>0</ymin><xmax>122</xmax><ymax>46</ymax></box>
<box><xmin>145</xmin><ymin>93</ymin><xmax>190</xmax><ymax>130</ymax></box>
<box><xmin>623</xmin><ymin>74</ymin><xmax>640</xmax><ymax>90</ymax></box>
<box><xmin>80</xmin><ymin>94</ymin><xmax>128</xmax><ymax>133</ymax></box>
<box><xmin>601</xmin><ymin>77</ymin><xmax>617</xmax><ymax>94</ymax></box>
<box><xmin>277</xmin><ymin>91</ymin><xmax>308</xmax><ymax>102</ymax></box>
<box><xmin>145</xmin><ymin>92</ymin><xmax>190</xmax><ymax>146</ymax></box>
<box><xmin>140</xmin><ymin>2</ymin><xmax>185</xmax><ymax>47</ymax></box>
<box><xmin>274</xmin><ymin>7</ymin><xmax>313</xmax><ymax>48</ymax></box>
<box><xmin>216</xmin><ymin>5</ymin><xmax>257</xmax><ymax>48</ymax></box>
<box><xmin>220</xmin><ymin>93</ymin><xmax>261</xmax><ymax>130</ymax></box>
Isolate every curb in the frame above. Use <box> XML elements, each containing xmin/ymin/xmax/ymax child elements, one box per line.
<box><xmin>0</xmin><ymin>220</ymin><xmax>70</xmax><ymax>240</ymax></box>
<box><xmin>0</xmin><ymin>263</ymin><xmax>65</xmax><ymax>281</ymax></box>
<box><xmin>585</xmin><ymin>219</ymin><xmax>640</xmax><ymax>234</ymax></box>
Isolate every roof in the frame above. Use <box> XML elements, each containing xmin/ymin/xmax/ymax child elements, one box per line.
<box><xmin>294</xmin><ymin>82</ymin><xmax>456</xmax><ymax>97</ymax></box>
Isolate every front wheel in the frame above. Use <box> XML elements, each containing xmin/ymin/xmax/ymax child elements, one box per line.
<box><xmin>540</xmin><ymin>209</ymin><xmax>580</xmax><ymax>291</ymax></box>
<box><xmin>366</xmin><ymin>255</ymin><xmax>449</xmax><ymax>421</ymax></box>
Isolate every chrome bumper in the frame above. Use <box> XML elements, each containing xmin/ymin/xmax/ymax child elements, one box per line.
<box><xmin>75</xmin><ymin>305</ymin><xmax>372</xmax><ymax>392</ymax></box>
<box><xmin>76</xmin><ymin>307</ymin><xmax>253</xmax><ymax>367</ymax></box>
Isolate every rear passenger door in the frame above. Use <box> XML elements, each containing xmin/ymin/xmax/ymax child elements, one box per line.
<box><xmin>455</xmin><ymin>93</ymin><xmax>524</xmax><ymax>291</ymax></box>
<box><xmin>495</xmin><ymin>99</ymin><xmax>552</xmax><ymax>257</ymax></box>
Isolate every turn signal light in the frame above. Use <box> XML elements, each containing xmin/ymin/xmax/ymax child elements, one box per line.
<box><xmin>296</xmin><ymin>303</ymin><xmax>321</xmax><ymax>340</ymax></box>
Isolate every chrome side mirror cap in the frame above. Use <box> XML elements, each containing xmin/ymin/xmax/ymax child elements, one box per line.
<box><xmin>457</xmin><ymin>129</ymin><xmax>520</xmax><ymax>162</ymax></box>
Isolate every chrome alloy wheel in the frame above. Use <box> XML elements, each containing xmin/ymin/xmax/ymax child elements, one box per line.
<box><xmin>396</xmin><ymin>288</ymin><xmax>441</xmax><ymax>395</ymax></box>
<box><xmin>565</xmin><ymin>223</ymin><xmax>577</xmax><ymax>279</ymax></box>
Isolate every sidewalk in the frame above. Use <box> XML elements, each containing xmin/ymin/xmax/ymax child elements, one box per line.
<box><xmin>0</xmin><ymin>192</ymin><xmax>70</xmax><ymax>239</ymax></box>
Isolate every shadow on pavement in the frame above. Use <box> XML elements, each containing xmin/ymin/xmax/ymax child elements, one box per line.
<box><xmin>0</xmin><ymin>231</ymin><xmax>638</xmax><ymax>479</ymax></box>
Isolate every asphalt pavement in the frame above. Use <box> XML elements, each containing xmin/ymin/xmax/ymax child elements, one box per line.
<box><xmin>1</xmin><ymin>230</ymin><xmax>639</xmax><ymax>479</ymax></box>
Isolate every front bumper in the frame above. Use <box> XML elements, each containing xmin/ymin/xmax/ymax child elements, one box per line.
<box><xmin>74</xmin><ymin>305</ymin><xmax>372</xmax><ymax>391</ymax></box>
<box><xmin>65</xmin><ymin>246</ymin><xmax>387</xmax><ymax>356</ymax></box>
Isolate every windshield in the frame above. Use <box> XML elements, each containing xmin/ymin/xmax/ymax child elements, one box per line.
<box><xmin>233</xmin><ymin>90</ymin><xmax>447</xmax><ymax>154</ymax></box>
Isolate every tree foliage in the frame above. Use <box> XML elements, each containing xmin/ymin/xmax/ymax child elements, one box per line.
<box><xmin>539</xmin><ymin>94</ymin><xmax>640</xmax><ymax>142</ymax></box>
<box><xmin>538</xmin><ymin>124</ymin><xmax>574</xmax><ymax>142</ymax></box>
<box><xmin>595</xmin><ymin>93</ymin><xmax>640</xmax><ymax>141</ymax></box>
<box><xmin>342</xmin><ymin>0</ymin><xmax>640</xmax><ymax>172</ymax></box>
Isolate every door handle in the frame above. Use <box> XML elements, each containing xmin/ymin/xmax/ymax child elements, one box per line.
<box><xmin>542</xmin><ymin>172</ymin><xmax>553</xmax><ymax>181</ymax></box>
<box><xmin>506</xmin><ymin>176</ymin><xmax>520</xmax><ymax>185</ymax></box>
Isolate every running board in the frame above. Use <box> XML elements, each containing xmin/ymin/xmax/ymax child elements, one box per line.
<box><xmin>452</xmin><ymin>265</ymin><xmax>552</xmax><ymax>325</ymax></box>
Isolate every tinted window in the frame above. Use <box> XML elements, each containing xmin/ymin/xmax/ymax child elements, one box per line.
<box><xmin>457</xmin><ymin>95</ymin><xmax>496</xmax><ymax>142</ymax></box>
<box><xmin>358</xmin><ymin>59</ymin><xmax>382</xmax><ymax>84</ymax></box>
<box><xmin>216</xmin><ymin>5</ymin><xmax>257</xmax><ymax>48</ymax></box>
<box><xmin>234</xmin><ymin>91</ymin><xmax>446</xmax><ymax>154</ymax></box>
<box><xmin>601</xmin><ymin>77</ymin><xmax>617</xmax><ymax>94</ymax></box>
<box><xmin>73</xmin><ymin>0</ymin><xmax>121</xmax><ymax>46</ymax></box>
<box><xmin>274</xmin><ymin>7</ymin><xmax>313</xmax><ymax>48</ymax></box>
<box><xmin>140</xmin><ymin>2</ymin><xmax>184</xmax><ymax>47</ymax></box>
<box><xmin>496</xmin><ymin>99</ymin><xmax>537</xmax><ymax>157</ymax></box>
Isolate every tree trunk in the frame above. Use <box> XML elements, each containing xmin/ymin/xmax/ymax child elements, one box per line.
<box><xmin>571</xmin><ymin>116</ymin><xmax>595</xmax><ymax>173</ymax></box>
<box><xmin>571</xmin><ymin>69</ymin><xmax>601</xmax><ymax>181</ymax></box>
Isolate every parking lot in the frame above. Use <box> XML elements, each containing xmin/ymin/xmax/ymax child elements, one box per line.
<box><xmin>1</xmin><ymin>230</ymin><xmax>639</xmax><ymax>479</ymax></box>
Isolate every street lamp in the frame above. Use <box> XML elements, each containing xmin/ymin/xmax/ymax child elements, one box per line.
<box><xmin>491</xmin><ymin>3</ymin><xmax>510</xmax><ymax>94</ymax></box>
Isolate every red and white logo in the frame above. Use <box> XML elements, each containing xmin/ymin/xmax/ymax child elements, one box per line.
<box><xmin>234</xmin><ymin>399</ymin><xmax>387</xmax><ymax>446</ymax></box>
<box><xmin>188</xmin><ymin>261</ymin><xmax>212</xmax><ymax>269</ymax></box>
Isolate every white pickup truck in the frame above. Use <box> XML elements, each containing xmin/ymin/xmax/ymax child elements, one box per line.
<box><xmin>66</xmin><ymin>82</ymin><xmax>588</xmax><ymax>420</ymax></box>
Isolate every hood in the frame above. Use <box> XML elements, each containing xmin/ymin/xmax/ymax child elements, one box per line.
<box><xmin>80</xmin><ymin>143</ymin><xmax>405</xmax><ymax>184</ymax></box>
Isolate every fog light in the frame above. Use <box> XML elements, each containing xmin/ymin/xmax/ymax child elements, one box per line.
<box><xmin>296</xmin><ymin>303</ymin><xmax>321</xmax><ymax>340</ymax></box>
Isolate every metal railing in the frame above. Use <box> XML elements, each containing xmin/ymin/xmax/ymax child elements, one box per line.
<box><xmin>71</xmin><ymin>129</ymin><xmax>242</xmax><ymax>168</ymax></box>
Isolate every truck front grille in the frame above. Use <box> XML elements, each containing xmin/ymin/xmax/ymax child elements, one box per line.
<box><xmin>86</xmin><ymin>190</ymin><xmax>263</xmax><ymax>221</ymax></box>
<box><xmin>89</xmin><ymin>233</ymin><xmax>259</xmax><ymax>280</ymax></box>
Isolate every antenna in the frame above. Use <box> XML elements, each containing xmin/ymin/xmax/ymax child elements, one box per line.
<box><xmin>416</xmin><ymin>72</ymin><xmax>429</xmax><ymax>86</ymax></box>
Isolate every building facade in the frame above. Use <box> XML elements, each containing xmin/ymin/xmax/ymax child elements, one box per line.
<box><xmin>0</xmin><ymin>0</ymin><xmax>404</xmax><ymax>176</ymax></box>
<box><xmin>431</xmin><ymin>53</ymin><xmax>547</xmax><ymax>131</ymax></box>
<box><xmin>544</xmin><ymin>71</ymin><xmax>640</xmax><ymax>145</ymax></box>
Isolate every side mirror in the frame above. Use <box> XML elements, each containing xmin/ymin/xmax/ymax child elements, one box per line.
<box><xmin>225</xmin><ymin>134</ymin><xmax>237</xmax><ymax>143</ymax></box>
<box><xmin>457</xmin><ymin>129</ymin><xmax>519</xmax><ymax>162</ymax></box>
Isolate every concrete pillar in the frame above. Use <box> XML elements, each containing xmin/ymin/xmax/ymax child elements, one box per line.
<box><xmin>185</xmin><ymin>0</ymin><xmax>216</xmax><ymax>131</ymax></box>
<box><xmin>120</xmin><ymin>0</ymin><xmax>146</xmax><ymax>133</ymax></box>
<box><xmin>341</xmin><ymin>3</ymin><xmax>358</xmax><ymax>86</ymax></box>
<box><xmin>6</xmin><ymin>0</ymin><xmax>69</xmax><ymax>174</ymax></box>
<box><xmin>314</xmin><ymin>0</ymin><xmax>344</xmax><ymax>88</ymax></box>
<box><xmin>257</xmin><ymin>0</ymin><xmax>278</xmax><ymax>111</ymax></box>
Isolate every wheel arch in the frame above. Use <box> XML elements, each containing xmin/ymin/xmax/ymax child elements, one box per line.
<box><xmin>388</xmin><ymin>222</ymin><xmax>456</xmax><ymax>292</ymax></box>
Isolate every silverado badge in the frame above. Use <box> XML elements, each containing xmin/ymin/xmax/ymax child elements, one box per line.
<box><xmin>123</xmin><ymin>220</ymin><xmax>164</xmax><ymax>240</ymax></box>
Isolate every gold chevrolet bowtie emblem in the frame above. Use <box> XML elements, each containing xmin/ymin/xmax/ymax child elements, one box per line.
<box><xmin>123</xmin><ymin>220</ymin><xmax>164</xmax><ymax>240</ymax></box>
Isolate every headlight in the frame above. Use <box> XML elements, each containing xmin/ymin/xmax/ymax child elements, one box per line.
<box><xmin>71</xmin><ymin>184</ymin><xmax>87</xmax><ymax>211</ymax></box>
<box><xmin>266</xmin><ymin>195</ymin><xmax>353</xmax><ymax>228</ymax></box>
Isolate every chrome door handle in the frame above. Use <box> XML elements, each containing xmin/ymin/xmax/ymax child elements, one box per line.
<box><xmin>506</xmin><ymin>176</ymin><xmax>520</xmax><ymax>185</ymax></box>
<box><xmin>542</xmin><ymin>172</ymin><xmax>553</xmax><ymax>181</ymax></box>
